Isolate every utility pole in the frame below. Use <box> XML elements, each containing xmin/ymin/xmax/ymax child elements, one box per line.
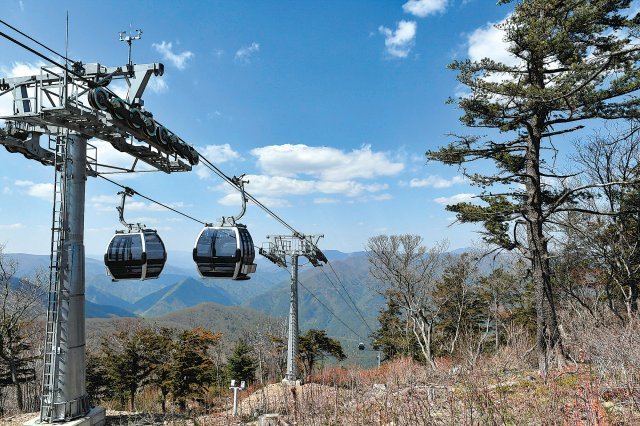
<box><xmin>260</xmin><ymin>234</ymin><xmax>327</xmax><ymax>384</ymax></box>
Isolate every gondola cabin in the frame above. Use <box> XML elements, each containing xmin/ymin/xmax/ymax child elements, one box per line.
<box><xmin>104</xmin><ymin>230</ymin><xmax>167</xmax><ymax>280</ymax></box>
<box><xmin>193</xmin><ymin>225</ymin><xmax>257</xmax><ymax>280</ymax></box>
<box><xmin>358</xmin><ymin>342</ymin><xmax>365</xmax><ymax>351</ymax></box>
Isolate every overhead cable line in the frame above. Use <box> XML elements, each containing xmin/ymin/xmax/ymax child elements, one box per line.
<box><xmin>320</xmin><ymin>265</ymin><xmax>376</xmax><ymax>335</ymax></box>
<box><xmin>199</xmin><ymin>143</ymin><xmax>377</xmax><ymax>339</ymax></box>
<box><xmin>0</xmin><ymin>29</ymin><xmax>131</xmax><ymax>100</ymax></box>
<box><xmin>0</xmin><ymin>21</ymin><xmax>304</xmax><ymax>238</ymax></box>
<box><xmin>1</xmin><ymin>21</ymin><xmax>348</xmax><ymax>285</ymax></box>
<box><xmin>0</xmin><ymin>19</ymin><xmax>69</xmax><ymax>61</ymax></box>
<box><xmin>0</xmin><ymin>24</ymin><xmax>305</xmax><ymax>237</ymax></box>
<box><xmin>297</xmin><ymin>277</ymin><xmax>365</xmax><ymax>341</ymax></box>
<box><xmin>97</xmin><ymin>173</ymin><xmax>208</xmax><ymax>225</ymax></box>
<box><xmin>198</xmin><ymin>156</ymin><xmax>300</xmax><ymax>235</ymax></box>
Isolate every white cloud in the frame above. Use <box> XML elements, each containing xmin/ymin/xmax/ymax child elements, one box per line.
<box><xmin>218</xmin><ymin>192</ymin><xmax>290</xmax><ymax>208</ymax></box>
<box><xmin>236</xmin><ymin>175</ymin><xmax>316</xmax><ymax>197</ymax></box>
<box><xmin>379</xmin><ymin>21</ymin><xmax>417</xmax><ymax>59</ymax></box>
<box><xmin>0</xmin><ymin>223</ymin><xmax>24</xmax><ymax>229</ymax></box>
<box><xmin>152</xmin><ymin>41</ymin><xmax>194</xmax><ymax>70</ymax></box>
<box><xmin>147</xmin><ymin>77</ymin><xmax>168</xmax><ymax>94</ymax></box>
<box><xmin>14</xmin><ymin>180</ymin><xmax>53</xmax><ymax>200</ymax></box>
<box><xmin>2</xmin><ymin>186</ymin><xmax>12</xmax><ymax>195</ymax></box>
<box><xmin>235</xmin><ymin>42</ymin><xmax>260</xmax><ymax>64</ymax></box>
<box><xmin>315</xmin><ymin>180</ymin><xmax>388</xmax><ymax>197</ymax></box>
<box><xmin>314</xmin><ymin>198</ymin><xmax>339</xmax><ymax>204</ymax></box>
<box><xmin>195</xmin><ymin>144</ymin><xmax>241</xmax><ymax>179</ymax></box>
<box><xmin>251</xmin><ymin>144</ymin><xmax>404</xmax><ymax>181</ymax></box>
<box><xmin>434</xmin><ymin>193</ymin><xmax>475</xmax><ymax>205</ymax></box>
<box><xmin>403</xmin><ymin>0</ymin><xmax>447</xmax><ymax>17</ymax></box>
<box><xmin>90</xmin><ymin>194</ymin><xmax>184</xmax><ymax>213</ymax></box>
<box><xmin>107</xmin><ymin>81</ymin><xmax>129</xmax><ymax>99</ymax></box>
<box><xmin>5</xmin><ymin>62</ymin><xmax>44</xmax><ymax>77</ymax></box>
<box><xmin>213</xmin><ymin>174</ymin><xmax>389</xmax><ymax>200</ymax></box>
<box><xmin>370</xmin><ymin>193</ymin><xmax>393</xmax><ymax>201</ymax></box>
<box><xmin>467</xmin><ymin>16</ymin><xmax>518</xmax><ymax>66</ymax></box>
<box><xmin>409</xmin><ymin>175</ymin><xmax>465</xmax><ymax>189</ymax></box>
<box><xmin>18</xmin><ymin>0</ymin><xmax>24</xmax><ymax>12</ymax></box>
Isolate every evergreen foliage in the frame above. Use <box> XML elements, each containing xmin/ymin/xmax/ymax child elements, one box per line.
<box><xmin>226</xmin><ymin>338</ymin><xmax>258</xmax><ymax>385</ymax></box>
<box><xmin>0</xmin><ymin>246</ymin><xmax>44</xmax><ymax>412</ymax></box>
<box><xmin>298</xmin><ymin>329</ymin><xmax>346</xmax><ymax>375</ymax></box>
<box><xmin>433</xmin><ymin>254</ymin><xmax>484</xmax><ymax>356</ymax></box>
<box><xmin>370</xmin><ymin>292</ymin><xmax>420</xmax><ymax>361</ymax></box>
<box><xmin>100</xmin><ymin>324</ymin><xmax>157</xmax><ymax>410</ymax></box>
<box><xmin>427</xmin><ymin>0</ymin><xmax>640</xmax><ymax>375</ymax></box>
<box><xmin>169</xmin><ymin>327</ymin><xmax>221</xmax><ymax>411</ymax></box>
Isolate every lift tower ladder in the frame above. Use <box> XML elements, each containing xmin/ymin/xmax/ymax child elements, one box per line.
<box><xmin>41</xmin><ymin>130</ymin><xmax>73</xmax><ymax>420</ymax></box>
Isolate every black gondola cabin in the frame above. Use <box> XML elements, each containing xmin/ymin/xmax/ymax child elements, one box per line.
<box><xmin>193</xmin><ymin>225</ymin><xmax>256</xmax><ymax>280</ymax></box>
<box><xmin>104</xmin><ymin>230</ymin><xmax>167</xmax><ymax>280</ymax></box>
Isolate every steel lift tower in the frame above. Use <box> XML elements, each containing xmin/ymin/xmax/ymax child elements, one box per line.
<box><xmin>0</xmin><ymin>32</ymin><xmax>196</xmax><ymax>425</ymax></box>
<box><xmin>260</xmin><ymin>234</ymin><xmax>327</xmax><ymax>383</ymax></box>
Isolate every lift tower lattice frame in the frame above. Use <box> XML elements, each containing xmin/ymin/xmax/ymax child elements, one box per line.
<box><xmin>259</xmin><ymin>234</ymin><xmax>327</xmax><ymax>383</ymax></box>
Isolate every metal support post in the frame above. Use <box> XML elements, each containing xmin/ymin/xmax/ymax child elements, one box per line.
<box><xmin>230</xmin><ymin>380</ymin><xmax>245</xmax><ymax>417</ymax></box>
<box><xmin>58</xmin><ymin>133</ymin><xmax>89</xmax><ymax>417</ymax></box>
<box><xmin>285</xmin><ymin>254</ymin><xmax>299</xmax><ymax>382</ymax></box>
<box><xmin>32</xmin><ymin>134</ymin><xmax>105</xmax><ymax>425</ymax></box>
<box><xmin>260</xmin><ymin>234</ymin><xmax>325</xmax><ymax>385</ymax></box>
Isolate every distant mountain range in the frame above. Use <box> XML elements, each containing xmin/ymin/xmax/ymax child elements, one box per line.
<box><xmin>6</xmin><ymin>249</ymin><xmax>385</xmax><ymax>343</ymax></box>
<box><xmin>85</xmin><ymin>301</ymin><xmax>278</xmax><ymax>353</ymax></box>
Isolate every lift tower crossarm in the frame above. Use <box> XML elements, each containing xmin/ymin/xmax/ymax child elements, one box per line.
<box><xmin>0</xmin><ymin>62</ymin><xmax>195</xmax><ymax>174</ymax></box>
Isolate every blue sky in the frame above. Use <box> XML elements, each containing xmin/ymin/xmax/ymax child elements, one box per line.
<box><xmin>0</xmin><ymin>0</ymin><xmax>517</xmax><ymax>256</ymax></box>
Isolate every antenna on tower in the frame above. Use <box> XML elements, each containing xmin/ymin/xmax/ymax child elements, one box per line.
<box><xmin>119</xmin><ymin>28</ymin><xmax>142</xmax><ymax>68</ymax></box>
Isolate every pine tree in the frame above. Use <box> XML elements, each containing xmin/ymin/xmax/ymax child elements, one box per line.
<box><xmin>86</xmin><ymin>351</ymin><xmax>111</xmax><ymax>404</ymax></box>
<box><xmin>371</xmin><ymin>291</ymin><xmax>419</xmax><ymax>361</ymax></box>
<box><xmin>433</xmin><ymin>254</ymin><xmax>483</xmax><ymax>356</ymax></box>
<box><xmin>298</xmin><ymin>329</ymin><xmax>346</xmax><ymax>376</ymax></box>
<box><xmin>141</xmin><ymin>327</ymin><xmax>175</xmax><ymax>413</ymax></box>
<box><xmin>226</xmin><ymin>339</ymin><xmax>258</xmax><ymax>385</ymax></box>
<box><xmin>100</xmin><ymin>324</ymin><xmax>155</xmax><ymax>410</ymax></box>
<box><xmin>169</xmin><ymin>327</ymin><xmax>220</xmax><ymax>411</ymax></box>
<box><xmin>428</xmin><ymin>0</ymin><xmax>640</xmax><ymax>376</ymax></box>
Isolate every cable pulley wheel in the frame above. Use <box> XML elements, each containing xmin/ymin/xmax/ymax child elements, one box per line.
<box><xmin>170</xmin><ymin>134</ymin><xmax>187</xmax><ymax>157</ymax></box>
<box><xmin>92</xmin><ymin>87</ymin><xmax>111</xmax><ymax>111</ymax></box>
<box><xmin>156</xmin><ymin>126</ymin><xmax>170</xmax><ymax>148</ymax></box>
<box><xmin>141</xmin><ymin>114</ymin><xmax>156</xmax><ymax>138</ymax></box>
<box><xmin>128</xmin><ymin>108</ymin><xmax>144</xmax><ymax>131</ymax></box>
<box><xmin>109</xmin><ymin>97</ymin><xmax>130</xmax><ymax>121</ymax></box>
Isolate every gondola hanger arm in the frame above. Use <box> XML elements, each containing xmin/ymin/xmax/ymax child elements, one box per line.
<box><xmin>117</xmin><ymin>187</ymin><xmax>144</xmax><ymax>231</ymax></box>
<box><xmin>221</xmin><ymin>174</ymin><xmax>249</xmax><ymax>226</ymax></box>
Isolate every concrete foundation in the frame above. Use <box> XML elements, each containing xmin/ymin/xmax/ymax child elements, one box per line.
<box><xmin>24</xmin><ymin>407</ymin><xmax>106</xmax><ymax>426</ymax></box>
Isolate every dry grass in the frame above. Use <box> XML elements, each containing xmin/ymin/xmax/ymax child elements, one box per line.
<box><xmin>2</xmin><ymin>357</ymin><xmax>638</xmax><ymax>425</ymax></box>
<box><xmin>2</xmin><ymin>316</ymin><xmax>640</xmax><ymax>425</ymax></box>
